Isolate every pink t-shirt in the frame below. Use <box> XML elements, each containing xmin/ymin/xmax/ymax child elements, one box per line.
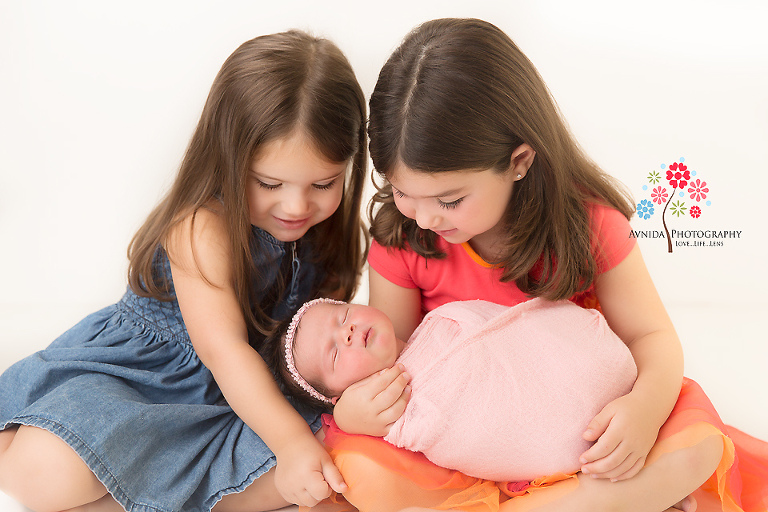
<box><xmin>368</xmin><ymin>203</ymin><xmax>635</xmax><ymax>314</ymax></box>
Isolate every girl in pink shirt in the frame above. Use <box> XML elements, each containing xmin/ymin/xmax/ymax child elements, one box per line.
<box><xmin>328</xmin><ymin>17</ymin><xmax>767</xmax><ymax>512</ymax></box>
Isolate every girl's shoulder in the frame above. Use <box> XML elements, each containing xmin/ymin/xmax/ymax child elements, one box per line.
<box><xmin>164</xmin><ymin>203</ymin><xmax>232</xmax><ymax>284</ymax></box>
<box><xmin>586</xmin><ymin>202</ymin><xmax>636</xmax><ymax>273</ymax></box>
<box><xmin>167</xmin><ymin>201</ymin><xmax>226</xmax><ymax>242</ymax></box>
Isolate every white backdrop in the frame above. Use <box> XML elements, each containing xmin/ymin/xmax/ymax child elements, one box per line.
<box><xmin>1</xmin><ymin>0</ymin><xmax>766</xmax><ymax>446</ymax></box>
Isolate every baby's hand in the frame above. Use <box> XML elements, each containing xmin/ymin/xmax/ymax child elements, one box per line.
<box><xmin>333</xmin><ymin>364</ymin><xmax>411</xmax><ymax>436</ymax></box>
<box><xmin>579</xmin><ymin>392</ymin><xmax>659</xmax><ymax>481</ymax></box>
<box><xmin>274</xmin><ymin>433</ymin><xmax>347</xmax><ymax>506</ymax></box>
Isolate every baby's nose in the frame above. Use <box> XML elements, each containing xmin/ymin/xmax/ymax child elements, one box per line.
<box><xmin>341</xmin><ymin>324</ymin><xmax>356</xmax><ymax>345</ymax></box>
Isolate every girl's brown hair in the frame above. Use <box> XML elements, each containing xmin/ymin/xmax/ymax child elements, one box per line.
<box><xmin>368</xmin><ymin>18</ymin><xmax>634</xmax><ymax>300</ymax></box>
<box><xmin>127</xmin><ymin>30</ymin><xmax>369</xmax><ymax>344</ymax></box>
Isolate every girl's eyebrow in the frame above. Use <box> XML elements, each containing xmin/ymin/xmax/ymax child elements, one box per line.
<box><xmin>392</xmin><ymin>184</ymin><xmax>465</xmax><ymax>199</ymax></box>
<box><xmin>317</xmin><ymin>170</ymin><xmax>346</xmax><ymax>183</ymax></box>
<box><xmin>252</xmin><ymin>169</ymin><xmax>345</xmax><ymax>183</ymax></box>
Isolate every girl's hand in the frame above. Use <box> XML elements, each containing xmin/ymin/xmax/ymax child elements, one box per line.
<box><xmin>579</xmin><ymin>391</ymin><xmax>659</xmax><ymax>481</ymax></box>
<box><xmin>274</xmin><ymin>433</ymin><xmax>347</xmax><ymax>506</ymax></box>
<box><xmin>333</xmin><ymin>364</ymin><xmax>411</xmax><ymax>436</ymax></box>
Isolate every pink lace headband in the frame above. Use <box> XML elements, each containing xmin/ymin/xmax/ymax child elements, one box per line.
<box><xmin>283</xmin><ymin>298</ymin><xmax>346</xmax><ymax>404</ymax></box>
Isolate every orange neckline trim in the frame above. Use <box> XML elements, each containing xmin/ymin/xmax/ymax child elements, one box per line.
<box><xmin>461</xmin><ymin>242</ymin><xmax>495</xmax><ymax>268</ymax></box>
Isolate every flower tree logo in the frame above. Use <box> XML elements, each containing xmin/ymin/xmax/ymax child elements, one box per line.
<box><xmin>637</xmin><ymin>157</ymin><xmax>711</xmax><ymax>253</ymax></box>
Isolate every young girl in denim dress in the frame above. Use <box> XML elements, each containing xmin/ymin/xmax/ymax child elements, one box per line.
<box><xmin>0</xmin><ymin>30</ymin><xmax>368</xmax><ymax>512</ymax></box>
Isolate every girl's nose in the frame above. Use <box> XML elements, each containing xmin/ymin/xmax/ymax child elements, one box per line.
<box><xmin>283</xmin><ymin>191</ymin><xmax>310</xmax><ymax>217</ymax></box>
<box><xmin>415</xmin><ymin>209</ymin><xmax>440</xmax><ymax>230</ymax></box>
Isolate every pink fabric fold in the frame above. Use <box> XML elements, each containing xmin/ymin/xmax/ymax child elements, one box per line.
<box><xmin>384</xmin><ymin>298</ymin><xmax>637</xmax><ymax>482</ymax></box>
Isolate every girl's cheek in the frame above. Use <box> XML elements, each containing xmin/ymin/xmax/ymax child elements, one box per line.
<box><xmin>393</xmin><ymin>197</ymin><xmax>415</xmax><ymax>219</ymax></box>
<box><xmin>327</xmin><ymin>189</ymin><xmax>344</xmax><ymax>214</ymax></box>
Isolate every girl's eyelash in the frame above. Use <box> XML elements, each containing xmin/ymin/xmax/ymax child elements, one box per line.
<box><xmin>256</xmin><ymin>180</ymin><xmax>281</xmax><ymax>190</ymax></box>
<box><xmin>313</xmin><ymin>179</ymin><xmax>337</xmax><ymax>191</ymax></box>
<box><xmin>393</xmin><ymin>187</ymin><xmax>462</xmax><ymax>209</ymax></box>
<box><xmin>255</xmin><ymin>179</ymin><xmax>337</xmax><ymax>191</ymax></box>
<box><xmin>438</xmin><ymin>197</ymin><xmax>464</xmax><ymax>209</ymax></box>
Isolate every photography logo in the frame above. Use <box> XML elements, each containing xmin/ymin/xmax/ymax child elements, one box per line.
<box><xmin>633</xmin><ymin>158</ymin><xmax>736</xmax><ymax>253</ymax></box>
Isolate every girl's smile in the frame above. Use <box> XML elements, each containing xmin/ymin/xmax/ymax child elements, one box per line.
<box><xmin>273</xmin><ymin>216</ymin><xmax>310</xmax><ymax>230</ymax></box>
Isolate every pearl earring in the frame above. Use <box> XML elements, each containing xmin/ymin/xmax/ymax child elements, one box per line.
<box><xmin>517</xmin><ymin>173</ymin><xmax>522</xmax><ymax>179</ymax></box>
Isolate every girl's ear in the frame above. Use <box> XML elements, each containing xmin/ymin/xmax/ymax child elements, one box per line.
<box><xmin>508</xmin><ymin>143</ymin><xmax>536</xmax><ymax>180</ymax></box>
<box><xmin>331</xmin><ymin>396</ymin><xmax>339</xmax><ymax>405</ymax></box>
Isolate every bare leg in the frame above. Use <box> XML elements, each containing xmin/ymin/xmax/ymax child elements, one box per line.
<box><xmin>60</xmin><ymin>467</ymin><xmax>291</xmax><ymax>512</ymax></box>
<box><xmin>62</xmin><ymin>494</ymin><xmax>127</xmax><ymax>512</ymax></box>
<box><xmin>499</xmin><ymin>435</ymin><xmax>722</xmax><ymax>512</ymax></box>
<box><xmin>0</xmin><ymin>425</ymin><xmax>111</xmax><ymax>512</ymax></box>
<box><xmin>1</xmin><ymin>423</ymin><xmax>306</xmax><ymax>512</ymax></box>
<box><xmin>214</xmin><ymin>428</ymin><xmax>335</xmax><ymax>511</ymax></box>
<box><xmin>375</xmin><ymin>436</ymin><xmax>719</xmax><ymax>512</ymax></box>
<box><xmin>213</xmin><ymin>466</ymin><xmax>291</xmax><ymax>512</ymax></box>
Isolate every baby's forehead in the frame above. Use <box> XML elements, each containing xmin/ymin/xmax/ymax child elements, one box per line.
<box><xmin>295</xmin><ymin>302</ymin><xmax>342</xmax><ymax>343</ymax></box>
<box><xmin>302</xmin><ymin>302</ymin><xmax>342</xmax><ymax>322</ymax></box>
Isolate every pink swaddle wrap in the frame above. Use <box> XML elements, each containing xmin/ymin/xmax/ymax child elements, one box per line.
<box><xmin>383</xmin><ymin>298</ymin><xmax>637</xmax><ymax>482</ymax></box>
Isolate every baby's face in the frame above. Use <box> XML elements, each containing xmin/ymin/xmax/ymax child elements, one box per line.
<box><xmin>293</xmin><ymin>303</ymin><xmax>403</xmax><ymax>398</ymax></box>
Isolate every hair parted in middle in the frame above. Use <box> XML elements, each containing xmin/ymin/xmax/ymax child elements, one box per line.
<box><xmin>127</xmin><ymin>30</ymin><xmax>369</xmax><ymax>347</ymax></box>
<box><xmin>368</xmin><ymin>18</ymin><xmax>634</xmax><ymax>301</ymax></box>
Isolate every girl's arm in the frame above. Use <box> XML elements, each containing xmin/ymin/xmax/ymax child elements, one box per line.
<box><xmin>166</xmin><ymin>209</ymin><xmax>346</xmax><ymax>506</ymax></box>
<box><xmin>368</xmin><ymin>269</ymin><xmax>423</xmax><ymax>342</ymax></box>
<box><xmin>581</xmin><ymin>244</ymin><xmax>684</xmax><ymax>481</ymax></box>
<box><xmin>332</xmin><ymin>268</ymin><xmax>417</xmax><ymax>435</ymax></box>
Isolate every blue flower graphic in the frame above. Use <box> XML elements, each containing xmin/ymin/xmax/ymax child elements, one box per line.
<box><xmin>636</xmin><ymin>199</ymin><xmax>655</xmax><ymax>220</ymax></box>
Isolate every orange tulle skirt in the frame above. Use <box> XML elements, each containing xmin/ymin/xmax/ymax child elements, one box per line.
<box><xmin>307</xmin><ymin>378</ymin><xmax>768</xmax><ymax>512</ymax></box>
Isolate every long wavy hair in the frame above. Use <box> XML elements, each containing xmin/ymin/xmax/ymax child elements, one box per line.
<box><xmin>368</xmin><ymin>18</ymin><xmax>634</xmax><ymax>300</ymax></box>
<box><xmin>127</xmin><ymin>30</ymin><xmax>369</xmax><ymax>344</ymax></box>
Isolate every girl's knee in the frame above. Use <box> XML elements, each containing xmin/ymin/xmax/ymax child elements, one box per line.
<box><xmin>0</xmin><ymin>426</ymin><xmax>19</xmax><ymax>454</ymax></box>
<box><xmin>683</xmin><ymin>435</ymin><xmax>724</xmax><ymax>480</ymax></box>
<box><xmin>0</xmin><ymin>426</ymin><xmax>105</xmax><ymax>512</ymax></box>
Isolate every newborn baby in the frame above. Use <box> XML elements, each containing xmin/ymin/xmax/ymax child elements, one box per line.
<box><xmin>282</xmin><ymin>297</ymin><xmax>637</xmax><ymax>481</ymax></box>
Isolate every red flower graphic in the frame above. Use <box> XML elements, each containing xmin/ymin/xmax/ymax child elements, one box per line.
<box><xmin>666</xmin><ymin>162</ymin><xmax>690</xmax><ymax>189</ymax></box>
<box><xmin>690</xmin><ymin>205</ymin><xmax>702</xmax><ymax>218</ymax></box>
<box><xmin>687</xmin><ymin>179</ymin><xmax>709</xmax><ymax>202</ymax></box>
<box><xmin>651</xmin><ymin>186</ymin><xmax>668</xmax><ymax>205</ymax></box>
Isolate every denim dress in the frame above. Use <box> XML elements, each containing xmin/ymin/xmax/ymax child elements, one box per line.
<box><xmin>0</xmin><ymin>227</ymin><xmax>322</xmax><ymax>512</ymax></box>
